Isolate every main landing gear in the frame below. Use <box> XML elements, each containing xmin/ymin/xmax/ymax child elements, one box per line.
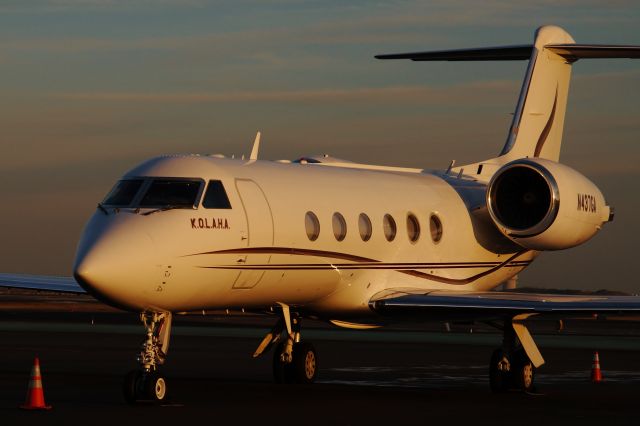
<box><xmin>123</xmin><ymin>311</ymin><xmax>172</xmax><ymax>404</ymax></box>
<box><xmin>253</xmin><ymin>303</ymin><xmax>318</xmax><ymax>384</ymax></box>
<box><xmin>488</xmin><ymin>316</ymin><xmax>540</xmax><ymax>393</ymax></box>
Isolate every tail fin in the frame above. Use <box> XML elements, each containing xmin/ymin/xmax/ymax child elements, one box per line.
<box><xmin>500</xmin><ymin>26</ymin><xmax>574</xmax><ymax>161</ymax></box>
<box><xmin>376</xmin><ymin>25</ymin><xmax>640</xmax><ymax>162</ymax></box>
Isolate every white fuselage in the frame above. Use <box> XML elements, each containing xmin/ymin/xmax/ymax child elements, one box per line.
<box><xmin>73</xmin><ymin>154</ymin><xmax>535</xmax><ymax>320</ymax></box>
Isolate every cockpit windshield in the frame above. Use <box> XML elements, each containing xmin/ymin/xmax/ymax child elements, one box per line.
<box><xmin>102</xmin><ymin>179</ymin><xmax>144</xmax><ymax>207</ymax></box>
<box><xmin>139</xmin><ymin>179</ymin><xmax>202</xmax><ymax>208</ymax></box>
<box><xmin>101</xmin><ymin>177</ymin><xmax>204</xmax><ymax>210</ymax></box>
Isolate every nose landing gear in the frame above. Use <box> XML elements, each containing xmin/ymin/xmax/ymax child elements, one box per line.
<box><xmin>123</xmin><ymin>311</ymin><xmax>172</xmax><ymax>404</ymax></box>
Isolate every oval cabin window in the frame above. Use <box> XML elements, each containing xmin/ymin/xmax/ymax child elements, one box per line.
<box><xmin>305</xmin><ymin>211</ymin><xmax>320</xmax><ymax>241</ymax></box>
<box><xmin>332</xmin><ymin>212</ymin><xmax>347</xmax><ymax>241</ymax></box>
<box><xmin>407</xmin><ymin>213</ymin><xmax>420</xmax><ymax>243</ymax></box>
<box><xmin>430</xmin><ymin>214</ymin><xmax>443</xmax><ymax>243</ymax></box>
<box><xmin>358</xmin><ymin>213</ymin><xmax>372</xmax><ymax>242</ymax></box>
<box><xmin>383</xmin><ymin>214</ymin><xmax>397</xmax><ymax>242</ymax></box>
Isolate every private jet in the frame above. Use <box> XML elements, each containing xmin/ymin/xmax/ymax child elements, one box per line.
<box><xmin>3</xmin><ymin>25</ymin><xmax>640</xmax><ymax>403</ymax></box>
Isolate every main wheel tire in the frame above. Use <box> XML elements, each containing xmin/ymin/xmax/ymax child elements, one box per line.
<box><xmin>123</xmin><ymin>370</ymin><xmax>143</xmax><ymax>404</ymax></box>
<box><xmin>291</xmin><ymin>341</ymin><xmax>318</xmax><ymax>384</ymax></box>
<box><xmin>272</xmin><ymin>341</ymin><xmax>294</xmax><ymax>384</ymax></box>
<box><xmin>489</xmin><ymin>349</ymin><xmax>510</xmax><ymax>393</ymax></box>
<box><xmin>144</xmin><ymin>372</ymin><xmax>168</xmax><ymax>402</ymax></box>
<box><xmin>513</xmin><ymin>351</ymin><xmax>535</xmax><ymax>392</ymax></box>
<box><xmin>273</xmin><ymin>341</ymin><xmax>319</xmax><ymax>384</ymax></box>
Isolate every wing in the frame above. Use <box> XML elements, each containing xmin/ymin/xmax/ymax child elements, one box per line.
<box><xmin>369</xmin><ymin>288</ymin><xmax>640</xmax><ymax>321</ymax></box>
<box><xmin>370</xmin><ymin>288</ymin><xmax>640</xmax><ymax>368</ymax></box>
<box><xmin>0</xmin><ymin>273</ymin><xmax>85</xmax><ymax>293</ymax></box>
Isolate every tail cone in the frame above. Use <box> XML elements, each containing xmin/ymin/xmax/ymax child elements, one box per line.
<box><xmin>20</xmin><ymin>357</ymin><xmax>52</xmax><ymax>410</ymax></box>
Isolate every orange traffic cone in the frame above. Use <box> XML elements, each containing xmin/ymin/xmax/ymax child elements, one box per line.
<box><xmin>591</xmin><ymin>351</ymin><xmax>603</xmax><ymax>383</ymax></box>
<box><xmin>20</xmin><ymin>357</ymin><xmax>52</xmax><ymax>410</ymax></box>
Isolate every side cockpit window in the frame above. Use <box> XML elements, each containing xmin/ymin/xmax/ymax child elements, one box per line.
<box><xmin>103</xmin><ymin>179</ymin><xmax>144</xmax><ymax>207</ymax></box>
<box><xmin>202</xmin><ymin>180</ymin><xmax>232</xmax><ymax>209</ymax></box>
<box><xmin>139</xmin><ymin>179</ymin><xmax>202</xmax><ymax>208</ymax></box>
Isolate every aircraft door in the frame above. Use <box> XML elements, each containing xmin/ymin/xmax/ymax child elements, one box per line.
<box><xmin>233</xmin><ymin>179</ymin><xmax>274</xmax><ymax>289</ymax></box>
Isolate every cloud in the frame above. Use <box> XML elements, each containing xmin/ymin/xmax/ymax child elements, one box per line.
<box><xmin>0</xmin><ymin>26</ymin><xmax>424</xmax><ymax>55</ymax></box>
<box><xmin>0</xmin><ymin>0</ymin><xmax>207</xmax><ymax>13</ymax></box>
<box><xmin>2</xmin><ymin>0</ymin><xmax>638</xmax><ymax>59</ymax></box>
<box><xmin>51</xmin><ymin>69</ymin><xmax>640</xmax><ymax>106</ymax></box>
<box><xmin>53</xmin><ymin>79</ymin><xmax>519</xmax><ymax>105</ymax></box>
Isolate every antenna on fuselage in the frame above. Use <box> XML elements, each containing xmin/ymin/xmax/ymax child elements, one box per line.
<box><xmin>250</xmin><ymin>131</ymin><xmax>261</xmax><ymax>160</ymax></box>
<box><xmin>446</xmin><ymin>160</ymin><xmax>456</xmax><ymax>174</ymax></box>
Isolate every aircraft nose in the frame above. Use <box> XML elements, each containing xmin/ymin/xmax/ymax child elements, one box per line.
<box><xmin>73</xmin><ymin>219</ymin><xmax>157</xmax><ymax>309</ymax></box>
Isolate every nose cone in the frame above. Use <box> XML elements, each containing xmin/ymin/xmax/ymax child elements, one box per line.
<box><xmin>74</xmin><ymin>216</ymin><xmax>157</xmax><ymax>310</ymax></box>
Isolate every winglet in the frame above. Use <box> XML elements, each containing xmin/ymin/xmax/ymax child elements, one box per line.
<box><xmin>250</xmin><ymin>131</ymin><xmax>261</xmax><ymax>160</ymax></box>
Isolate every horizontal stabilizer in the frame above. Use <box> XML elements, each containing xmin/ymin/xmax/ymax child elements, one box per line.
<box><xmin>376</xmin><ymin>25</ymin><xmax>640</xmax><ymax>163</ymax></box>
<box><xmin>546</xmin><ymin>44</ymin><xmax>640</xmax><ymax>60</ymax></box>
<box><xmin>375</xmin><ymin>45</ymin><xmax>533</xmax><ymax>61</ymax></box>
<box><xmin>376</xmin><ymin>44</ymin><xmax>640</xmax><ymax>62</ymax></box>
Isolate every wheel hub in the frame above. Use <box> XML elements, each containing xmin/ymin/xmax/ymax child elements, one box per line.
<box><xmin>304</xmin><ymin>351</ymin><xmax>316</xmax><ymax>379</ymax></box>
<box><xmin>154</xmin><ymin>377</ymin><xmax>166</xmax><ymax>399</ymax></box>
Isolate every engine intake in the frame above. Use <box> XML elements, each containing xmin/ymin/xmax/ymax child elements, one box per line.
<box><xmin>487</xmin><ymin>158</ymin><xmax>610</xmax><ymax>250</ymax></box>
<box><xmin>489</xmin><ymin>161</ymin><xmax>559</xmax><ymax>237</ymax></box>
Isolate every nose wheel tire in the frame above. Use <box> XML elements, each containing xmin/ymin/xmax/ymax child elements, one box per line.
<box><xmin>273</xmin><ymin>341</ymin><xmax>318</xmax><ymax>384</ymax></box>
<box><xmin>145</xmin><ymin>372</ymin><xmax>168</xmax><ymax>402</ymax></box>
<box><xmin>123</xmin><ymin>370</ymin><xmax>143</xmax><ymax>404</ymax></box>
<box><xmin>123</xmin><ymin>370</ymin><xmax>168</xmax><ymax>404</ymax></box>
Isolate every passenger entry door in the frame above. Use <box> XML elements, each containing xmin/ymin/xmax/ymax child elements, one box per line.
<box><xmin>233</xmin><ymin>179</ymin><xmax>274</xmax><ymax>289</ymax></box>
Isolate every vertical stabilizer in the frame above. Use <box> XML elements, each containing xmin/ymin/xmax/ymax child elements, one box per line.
<box><xmin>499</xmin><ymin>26</ymin><xmax>575</xmax><ymax>162</ymax></box>
<box><xmin>375</xmin><ymin>25</ymin><xmax>640</xmax><ymax>165</ymax></box>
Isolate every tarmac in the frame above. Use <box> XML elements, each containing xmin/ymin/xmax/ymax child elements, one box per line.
<box><xmin>1</xmin><ymin>291</ymin><xmax>640</xmax><ymax>425</ymax></box>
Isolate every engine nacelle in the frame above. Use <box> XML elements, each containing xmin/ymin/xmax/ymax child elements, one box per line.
<box><xmin>487</xmin><ymin>158</ymin><xmax>612</xmax><ymax>251</ymax></box>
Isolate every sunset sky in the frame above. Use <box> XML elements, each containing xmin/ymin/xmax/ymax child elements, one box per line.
<box><xmin>1</xmin><ymin>0</ymin><xmax>639</xmax><ymax>292</ymax></box>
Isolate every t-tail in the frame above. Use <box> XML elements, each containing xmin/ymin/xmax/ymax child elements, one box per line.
<box><xmin>376</xmin><ymin>25</ymin><xmax>640</xmax><ymax>163</ymax></box>
<box><xmin>377</xmin><ymin>26</ymin><xmax>640</xmax><ymax>252</ymax></box>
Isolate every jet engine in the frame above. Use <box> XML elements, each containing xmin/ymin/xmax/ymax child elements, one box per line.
<box><xmin>486</xmin><ymin>158</ymin><xmax>612</xmax><ymax>251</ymax></box>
